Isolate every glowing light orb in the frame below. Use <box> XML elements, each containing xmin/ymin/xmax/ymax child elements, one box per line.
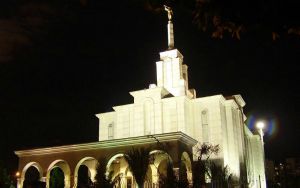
<box><xmin>246</xmin><ymin>112</ymin><xmax>279</xmax><ymax>141</ymax></box>
<box><xmin>256</xmin><ymin>121</ymin><xmax>265</xmax><ymax>129</ymax></box>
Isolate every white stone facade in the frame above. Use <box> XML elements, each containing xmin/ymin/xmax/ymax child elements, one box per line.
<box><xmin>96</xmin><ymin>49</ymin><xmax>266</xmax><ymax>187</ymax></box>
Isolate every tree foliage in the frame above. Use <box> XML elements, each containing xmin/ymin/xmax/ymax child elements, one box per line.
<box><xmin>94</xmin><ymin>157</ymin><xmax>113</xmax><ymax>188</ymax></box>
<box><xmin>195</xmin><ymin>142</ymin><xmax>220</xmax><ymax>161</ymax></box>
<box><xmin>159</xmin><ymin>160</ymin><xmax>178</xmax><ymax>188</ymax></box>
<box><xmin>125</xmin><ymin>147</ymin><xmax>152</xmax><ymax>188</ymax></box>
<box><xmin>0</xmin><ymin>162</ymin><xmax>13</xmax><ymax>188</ymax></box>
<box><xmin>192</xmin><ymin>142</ymin><xmax>220</xmax><ymax>188</ymax></box>
<box><xmin>208</xmin><ymin>162</ymin><xmax>233</xmax><ymax>188</ymax></box>
<box><xmin>143</xmin><ymin>0</ymin><xmax>300</xmax><ymax>41</ymax></box>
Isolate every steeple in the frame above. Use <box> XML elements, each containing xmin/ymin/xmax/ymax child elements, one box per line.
<box><xmin>164</xmin><ymin>5</ymin><xmax>174</xmax><ymax>49</ymax></box>
<box><xmin>155</xmin><ymin>6</ymin><xmax>196</xmax><ymax>99</ymax></box>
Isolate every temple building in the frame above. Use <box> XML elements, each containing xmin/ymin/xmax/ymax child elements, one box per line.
<box><xmin>15</xmin><ymin>7</ymin><xmax>266</xmax><ymax>188</ymax></box>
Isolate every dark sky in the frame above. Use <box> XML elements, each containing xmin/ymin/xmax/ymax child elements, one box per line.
<box><xmin>0</xmin><ymin>0</ymin><xmax>299</xmax><ymax>173</ymax></box>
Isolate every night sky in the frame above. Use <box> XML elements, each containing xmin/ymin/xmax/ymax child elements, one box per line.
<box><xmin>0</xmin><ymin>0</ymin><xmax>299</xmax><ymax>173</ymax></box>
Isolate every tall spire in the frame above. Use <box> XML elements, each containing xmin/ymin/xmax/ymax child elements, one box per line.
<box><xmin>164</xmin><ymin>5</ymin><xmax>174</xmax><ymax>50</ymax></box>
<box><xmin>156</xmin><ymin>6</ymin><xmax>196</xmax><ymax>99</ymax></box>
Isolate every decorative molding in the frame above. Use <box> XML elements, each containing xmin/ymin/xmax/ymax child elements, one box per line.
<box><xmin>15</xmin><ymin>132</ymin><xmax>197</xmax><ymax>157</ymax></box>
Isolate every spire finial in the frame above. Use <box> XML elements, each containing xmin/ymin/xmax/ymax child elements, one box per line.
<box><xmin>164</xmin><ymin>5</ymin><xmax>174</xmax><ymax>49</ymax></box>
<box><xmin>164</xmin><ymin>5</ymin><xmax>173</xmax><ymax>21</ymax></box>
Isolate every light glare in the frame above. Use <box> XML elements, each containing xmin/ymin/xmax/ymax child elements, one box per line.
<box><xmin>256</xmin><ymin>121</ymin><xmax>265</xmax><ymax>129</ymax></box>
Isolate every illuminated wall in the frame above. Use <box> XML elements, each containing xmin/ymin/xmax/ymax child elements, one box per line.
<box><xmin>96</xmin><ymin>48</ymin><xmax>266</xmax><ymax>187</ymax></box>
<box><xmin>245</xmin><ymin>128</ymin><xmax>267</xmax><ymax>188</ymax></box>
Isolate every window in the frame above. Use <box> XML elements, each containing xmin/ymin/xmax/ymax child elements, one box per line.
<box><xmin>201</xmin><ymin>110</ymin><xmax>209</xmax><ymax>142</ymax></box>
<box><xmin>108</xmin><ymin>123</ymin><xmax>114</xmax><ymax>139</ymax></box>
<box><xmin>144</xmin><ymin>99</ymin><xmax>154</xmax><ymax>135</ymax></box>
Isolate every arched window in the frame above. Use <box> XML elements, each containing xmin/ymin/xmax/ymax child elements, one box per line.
<box><xmin>108</xmin><ymin>123</ymin><xmax>114</xmax><ymax>139</ymax></box>
<box><xmin>201</xmin><ymin>110</ymin><xmax>209</xmax><ymax>142</ymax></box>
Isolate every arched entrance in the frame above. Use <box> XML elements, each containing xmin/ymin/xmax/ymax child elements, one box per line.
<box><xmin>74</xmin><ymin>157</ymin><xmax>98</xmax><ymax>187</ymax></box>
<box><xmin>50</xmin><ymin>167</ymin><xmax>65</xmax><ymax>188</ymax></box>
<box><xmin>107</xmin><ymin>153</ymin><xmax>133</xmax><ymax>188</ymax></box>
<box><xmin>21</xmin><ymin>162</ymin><xmax>43</xmax><ymax>188</ymax></box>
<box><xmin>47</xmin><ymin>160</ymin><xmax>71</xmax><ymax>188</ymax></box>
<box><xmin>23</xmin><ymin>166</ymin><xmax>42</xmax><ymax>188</ymax></box>
<box><xmin>149</xmin><ymin>150</ymin><xmax>174</xmax><ymax>187</ymax></box>
<box><xmin>181</xmin><ymin>152</ymin><xmax>193</xmax><ymax>186</ymax></box>
<box><xmin>77</xmin><ymin>165</ymin><xmax>91</xmax><ymax>188</ymax></box>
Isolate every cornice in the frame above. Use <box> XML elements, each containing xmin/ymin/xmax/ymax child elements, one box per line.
<box><xmin>15</xmin><ymin>132</ymin><xmax>197</xmax><ymax>157</ymax></box>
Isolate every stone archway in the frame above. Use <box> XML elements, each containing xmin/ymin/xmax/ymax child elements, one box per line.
<box><xmin>24</xmin><ymin>166</ymin><xmax>40</xmax><ymax>187</ymax></box>
<box><xmin>49</xmin><ymin>167</ymin><xmax>65</xmax><ymax>188</ymax></box>
<box><xmin>74</xmin><ymin>157</ymin><xmax>98</xmax><ymax>187</ymax></box>
<box><xmin>181</xmin><ymin>151</ymin><xmax>193</xmax><ymax>186</ymax></box>
<box><xmin>47</xmin><ymin>160</ymin><xmax>71</xmax><ymax>188</ymax></box>
<box><xmin>76</xmin><ymin>165</ymin><xmax>90</xmax><ymax>188</ymax></box>
<box><xmin>20</xmin><ymin>162</ymin><xmax>43</xmax><ymax>188</ymax></box>
<box><xmin>107</xmin><ymin>153</ymin><xmax>132</xmax><ymax>188</ymax></box>
<box><xmin>149</xmin><ymin>150</ymin><xmax>174</xmax><ymax>187</ymax></box>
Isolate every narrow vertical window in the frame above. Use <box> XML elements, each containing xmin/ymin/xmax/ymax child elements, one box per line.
<box><xmin>108</xmin><ymin>123</ymin><xmax>114</xmax><ymax>139</ymax></box>
<box><xmin>201</xmin><ymin>110</ymin><xmax>209</xmax><ymax>142</ymax></box>
<box><xmin>144</xmin><ymin>99</ymin><xmax>154</xmax><ymax>135</ymax></box>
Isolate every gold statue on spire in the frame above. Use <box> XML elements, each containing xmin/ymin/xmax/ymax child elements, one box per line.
<box><xmin>163</xmin><ymin>5</ymin><xmax>174</xmax><ymax>49</ymax></box>
<box><xmin>164</xmin><ymin>5</ymin><xmax>173</xmax><ymax>21</ymax></box>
